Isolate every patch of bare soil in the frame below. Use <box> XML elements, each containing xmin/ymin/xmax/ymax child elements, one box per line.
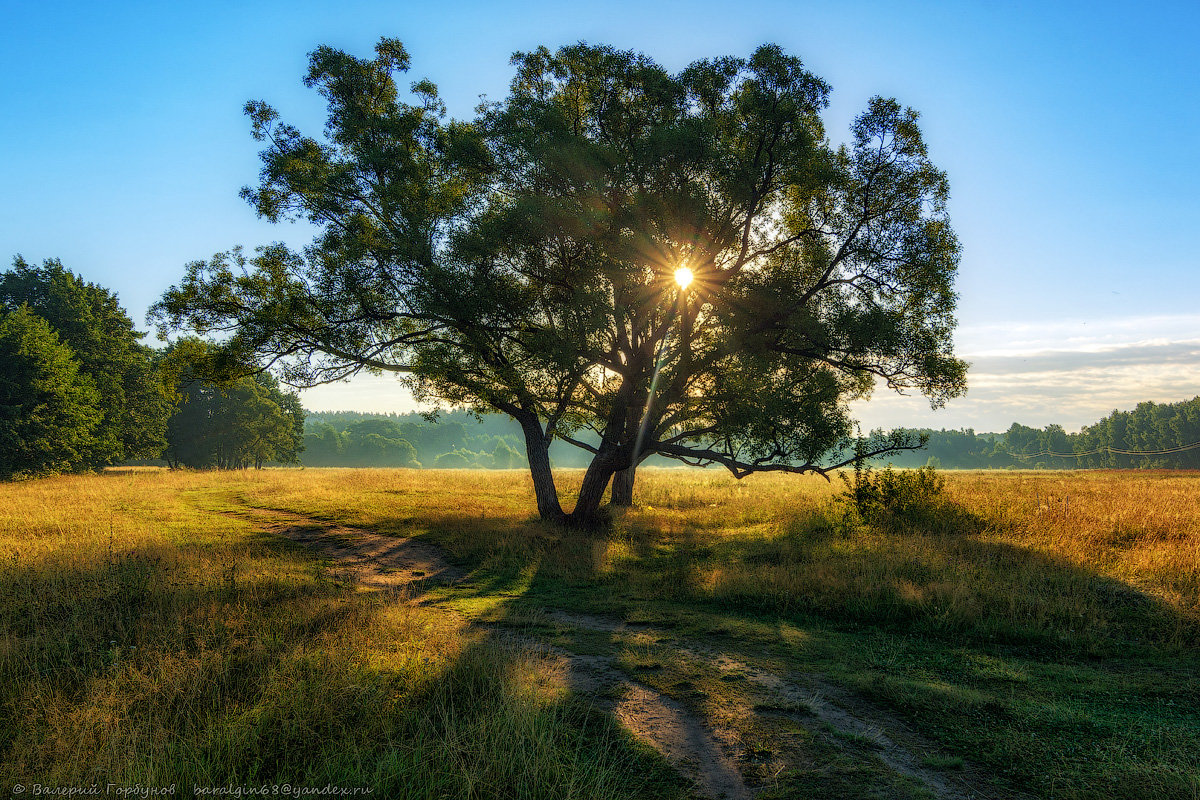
<box><xmin>615</xmin><ymin>682</ymin><xmax>750</xmax><ymax>800</ymax></box>
<box><xmin>542</xmin><ymin>611</ymin><xmax>1018</xmax><ymax>800</ymax></box>
<box><xmin>509</xmin><ymin>632</ymin><xmax>752</xmax><ymax>800</ymax></box>
<box><xmin>243</xmin><ymin>508</ymin><xmax>463</xmax><ymax>592</ymax></box>
<box><xmin>695</xmin><ymin>649</ymin><xmax>992</xmax><ymax>800</ymax></box>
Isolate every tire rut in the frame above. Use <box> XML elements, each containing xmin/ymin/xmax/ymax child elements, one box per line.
<box><xmin>499</xmin><ymin>630</ymin><xmax>751</xmax><ymax>800</ymax></box>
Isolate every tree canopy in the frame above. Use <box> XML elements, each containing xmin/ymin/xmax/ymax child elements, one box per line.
<box><xmin>153</xmin><ymin>38</ymin><xmax>967</xmax><ymax>524</ymax></box>
<box><xmin>160</xmin><ymin>339</ymin><xmax>305</xmax><ymax>470</ymax></box>
<box><xmin>1</xmin><ymin>257</ymin><xmax>171</xmax><ymax>466</ymax></box>
<box><xmin>0</xmin><ymin>306</ymin><xmax>103</xmax><ymax>479</ymax></box>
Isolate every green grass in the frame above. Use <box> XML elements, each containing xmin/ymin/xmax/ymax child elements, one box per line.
<box><xmin>2</xmin><ymin>467</ymin><xmax>1199</xmax><ymax>798</ymax></box>
<box><xmin>920</xmin><ymin>754</ymin><xmax>964</xmax><ymax>771</ymax></box>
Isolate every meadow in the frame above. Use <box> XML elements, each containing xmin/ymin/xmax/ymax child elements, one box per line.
<box><xmin>1</xmin><ymin>467</ymin><xmax>1196</xmax><ymax>799</ymax></box>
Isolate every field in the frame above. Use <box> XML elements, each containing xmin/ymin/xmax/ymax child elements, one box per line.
<box><xmin>1</xmin><ymin>467</ymin><xmax>1197</xmax><ymax>799</ymax></box>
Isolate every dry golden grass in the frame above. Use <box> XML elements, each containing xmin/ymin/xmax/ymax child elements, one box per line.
<box><xmin>949</xmin><ymin>470</ymin><xmax>1200</xmax><ymax>613</ymax></box>
<box><xmin>655</xmin><ymin>469</ymin><xmax>1200</xmax><ymax>651</ymax></box>
<box><xmin>2</xmin><ymin>466</ymin><xmax>1197</xmax><ymax>798</ymax></box>
<box><xmin>0</xmin><ymin>469</ymin><xmax>683</xmax><ymax>796</ymax></box>
<box><xmin>77</xmin><ymin>465</ymin><xmax>1193</xmax><ymax>650</ymax></box>
<box><xmin>215</xmin><ymin>466</ymin><xmax>1197</xmax><ymax>650</ymax></box>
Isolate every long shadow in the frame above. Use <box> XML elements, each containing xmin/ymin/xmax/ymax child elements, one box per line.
<box><xmin>339</xmin><ymin>496</ymin><xmax>1200</xmax><ymax>800</ymax></box>
<box><xmin>0</xmin><ymin>542</ymin><xmax>383</xmax><ymax>767</ymax></box>
<box><xmin>114</xmin><ymin>488</ymin><xmax>1196</xmax><ymax>799</ymax></box>
<box><xmin>0</xmin><ymin>526</ymin><xmax>694</xmax><ymax>798</ymax></box>
<box><xmin>322</xmin><ymin>491</ymin><xmax>1200</xmax><ymax>662</ymax></box>
<box><xmin>383</xmin><ymin>509</ymin><xmax>991</xmax><ymax>799</ymax></box>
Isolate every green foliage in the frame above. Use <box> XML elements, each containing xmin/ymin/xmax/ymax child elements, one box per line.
<box><xmin>0</xmin><ymin>306</ymin><xmax>102</xmax><ymax>479</ymax></box>
<box><xmin>161</xmin><ymin>340</ymin><xmax>305</xmax><ymax>469</ymax></box>
<box><xmin>486</xmin><ymin>438</ymin><xmax>522</xmax><ymax>469</ymax></box>
<box><xmin>343</xmin><ymin>431</ymin><xmax>421</xmax><ymax>468</ymax></box>
<box><xmin>433</xmin><ymin>450</ymin><xmax>474</xmax><ymax>469</ymax></box>
<box><xmin>1072</xmin><ymin>397</ymin><xmax>1200</xmax><ymax>469</ymax></box>
<box><xmin>0</xmin><ymin>257</ymin><xmax>171</xmax><ymax>466</ymax></box>
<box><xmin>879</xmin><ymin>397</ymin><xmax>1200</xmax><ymax>470</ymax></box>
<box><xmin>302</xmin><ymin>421</ymin><xmax>344</xmax><ymax>464</ymax></box>
<box><xmin>300</xmin><ymin>410</ymin><xmax>529</xmax><ymax>469</ymax></box>
<box><xmin>840</xmin><ymin>461</ymin><xmax>947</xmax><ymax>525</ymax></box>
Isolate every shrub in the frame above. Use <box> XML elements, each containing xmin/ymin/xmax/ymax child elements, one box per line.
<box><xmin>434</xmin><ymin>450</ymin><xmax>475</xmax><ymax>469</ymax></box>
<box><xmin>840</xmin><ymin>462</ymin><xmax>946</xmax><ymax>525</ymax></box>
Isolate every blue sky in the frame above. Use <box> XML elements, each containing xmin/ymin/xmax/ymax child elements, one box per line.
<box><xmin>2</xmin><ymin>0</ymin><xmax>1197</xmax><ymax>432</ymax></box>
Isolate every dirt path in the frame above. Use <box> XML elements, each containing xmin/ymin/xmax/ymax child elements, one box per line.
<box><xmin>247</xmin><ymin>507</ymin><xmax>1010</xmax><ymax>800</ymax></box>
<box><xmin>546</xmin><ymin>612</ymin><xmax>1008</xmax><ymax>800</ymax></box>
<box><xmin>247</xmin><ymin>507</ymin><xmax>752</xmax><ymax>798</ymax></box>
<box><xmin>510</xmin><ymin>632</ymin><xmax>752</xmax><ymax>800</ymax></box>
<box><xmin>245</xmin><ymin>508</ymin><xmax>463</xmax><ymax>591</ymax></box>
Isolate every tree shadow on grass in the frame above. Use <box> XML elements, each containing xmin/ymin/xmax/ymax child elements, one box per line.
<box><xmin>597</xmin><ymin>498</ymin><xmax>1200</xmax><ymax>656</ymax></box>
<box><xmin>390</xmin><ymin>499</ymin><xmax>1200</xmax><ymax>799</ymax></box>
<box><xmin>344</xmin><ymin>491</ymin><xmax>1199</xmax><ymax>661</ymax></box>
<box><xmin>0</xmin><ymin>523</ymin><xmax>693</xmax><ymax>798</ymax></box>
<box><xmin>115</xmin><ymin>493</ymin><xmax>1193</xmax><ymax>800</ymax></box>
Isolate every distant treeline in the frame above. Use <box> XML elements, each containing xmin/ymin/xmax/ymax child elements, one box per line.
<box><xmin>302</xmin><ymin>410</ymin><xmax>680</xmax><ymax>469</ymax></box>
<box><xmin>880</xmin><ymin>397</ymin><xmax>1200</xmax><ymax>469</ymax></box>
<box><xmin>306</xmin><ymin>397</ymin><xmax>1200</xmax><ymax>472</ymax></box>
<box><xmin>303</xmin><ymin>411</ymin><xmax>526</xmax><ymax>469</ymax></box>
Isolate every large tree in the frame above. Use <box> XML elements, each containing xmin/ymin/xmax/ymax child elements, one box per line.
<box><xmin>0</xmin><ymin>306</ymin><xmax>103</xmax><ymax>479</ymax></box>
<box><xmin>153</xmin><ymin>39</ymin><xmax>966</xmax><ymax>525</ymax></box>
<box><xmin>1</xmin><ymin>257</ymin><xmax>172</xmax><ymax>466</ymax></box>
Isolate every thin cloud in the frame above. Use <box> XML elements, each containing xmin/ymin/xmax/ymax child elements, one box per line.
<box><xmin>954</xmin><ymin>314</ymin><xmax>1200</xmax><ymax>356</ymax></box>
<box><xmin>968</xmin><ymin>339</ymin><xmax>1200</xmax><ymax>376</ymax></box>
<box><xmin>857</xmin><ymin>335</ymin><xmax>1200</xmax><ymax>432</ymax></box>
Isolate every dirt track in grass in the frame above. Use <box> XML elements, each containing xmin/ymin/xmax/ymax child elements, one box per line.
<box><xmin>246</xmin><ymin>506</ymin><xmax>1012</xmax><ymax>800</ymax></box>
<box><xmin>246</xmin><ymin>507</ymin><xmax>465</xmax><ymax>590</ymax></box>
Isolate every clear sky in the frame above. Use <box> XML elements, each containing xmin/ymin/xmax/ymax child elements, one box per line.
<box><xmin>2</xmin><ymin>0</ymin><xmax>1197</xmax><ymax>432</ymax></box>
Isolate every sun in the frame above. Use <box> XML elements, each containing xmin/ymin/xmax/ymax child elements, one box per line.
<box><xmin>674</xmin><ymin>266</ymin><xmax>694</xmax><ymax>289</ymax></box>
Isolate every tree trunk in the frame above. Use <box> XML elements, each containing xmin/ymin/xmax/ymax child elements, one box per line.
<box><xmin>611</xmin><ymin>464</ymin><xmax>636</xmax><ymax>506</ymax></box>
<box><xmin>519</xmin><ymin>417</ymin><xmax>565</xmax><ymax>522</ymax></box>
<box><xmin>611</xmin><ymin>397</ymin><xmax>644</xmax><ymax>507</ymax></box>
<box><xmin>569</xmin><ymin>455</ymin><xmax>617</xmax><ymax>526</ymax></box>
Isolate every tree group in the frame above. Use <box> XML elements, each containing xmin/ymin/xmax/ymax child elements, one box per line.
<box><xmin>0</xmin><ymin>258</ymin><xmax>171</xmax><ymax>479</ymax></box>
<box><xmin>302</xmin><ymin>412</ymin><xmax>526</xmax><ymax>468</ymax></box>
<box><xmin>158</xmin><ymin>339</ymin><xmax>305</xmax><ymax>470</ymax></box>
<box><xmin>0</xmin><ymin>258</ymin><xmax>306</xmax><ymax>479</ymax></box>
